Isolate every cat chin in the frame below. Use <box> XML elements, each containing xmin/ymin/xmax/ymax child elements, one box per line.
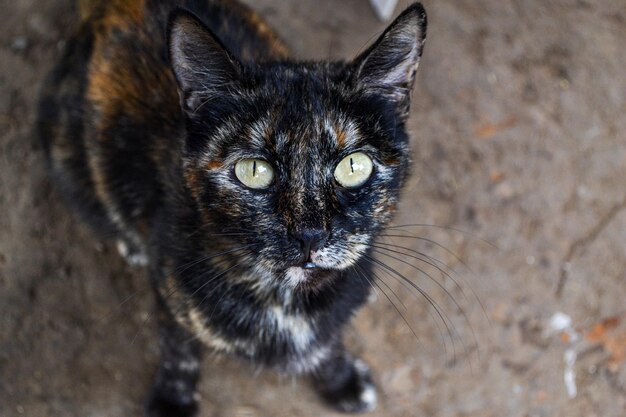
<box><xmin>284</xmin><ymin>266</ymin><xmax>339</xmax><ymax>292</ymax></box>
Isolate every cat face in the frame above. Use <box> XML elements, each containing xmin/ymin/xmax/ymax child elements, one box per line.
<box><xmin>168</xmin><ymin>7</ymin><xmax>426</xmax><ymax>289</ymax></box>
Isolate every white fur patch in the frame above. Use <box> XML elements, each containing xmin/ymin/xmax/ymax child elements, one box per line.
<box><xmin>287</xmin><ymin>344</ymin><xmax>332</xmax><ymax>374</ymax></box>
<box><xmin>354</xmin><ymin>359</ymin><xmax>377</xmax><ymax>412</ymax></box>
<box><xmin>270</xmin><ymin>305</ymin><xmax>313</xmax><ymax>352</ymax></box>
<box><xmin>248</xmin><ymin>117</ymin><xmax>270</xmax><ymax>147</ymax></box>
<box><xmin>116</xmin><ymin>239</ymin><xmax>148</xmax><ymax>266</ymax></box>
<box><xmin>313</xmin><ymin>236</ymin><xmax>370</xmax><ymax>270</ymax></box>
<box><xmin>360</xmin><ymin>383</ymin><xmax>378</xmax><ymax>412</ymax></box>
<box><xmin>178</xmin><ymin>358</ymin><xmax>200</xmax><ymax>372</ymax></box>
<box><xmin>189</xmin><ymin>314</ymin><xmax>230</xmax><ymax>353</ymax></box>
<box><xmin>284</xmin><ymin>266</ymin><xmax>309</xmax><ymax>287</ymax></box>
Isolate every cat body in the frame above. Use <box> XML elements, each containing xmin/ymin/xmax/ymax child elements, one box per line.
<box><xmin>37</xmin><ymin>1</ymin><xmax>426</xmax><ymax>415</ymax></box>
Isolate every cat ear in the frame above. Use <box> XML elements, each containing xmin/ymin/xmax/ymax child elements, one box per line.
<box><xmin>167</xmin><ymin>9</ymin><xmax>241</xmax><ymax>113</ymax></box>
<box><xmin>352</xmin><ymin>3</ymin><xmax>427</xmax><ymax>117</ymax></box>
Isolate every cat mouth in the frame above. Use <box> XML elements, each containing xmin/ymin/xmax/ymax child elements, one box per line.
<box><xmin>302</xmin><ymin>261</ymin><xmax>319</xmax><ymax>269</ymax></box>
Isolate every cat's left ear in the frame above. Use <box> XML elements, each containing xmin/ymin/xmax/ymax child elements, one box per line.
<box><xmin>167</xmin><ymin>9</ymin><xmax>242</xmax><ymax>113</ymax></box>
<box><xmin>352</xmin><ymin>3</ymin><xmax>427</xmax><ymax>118</ymax></box>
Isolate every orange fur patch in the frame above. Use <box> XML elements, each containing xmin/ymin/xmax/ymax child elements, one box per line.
<box><xmin>100</xmin><ymin>0</ymin><xmax>145</xmax><ymax>30</ymax></box>
<box><xmin>207</xmin><ymin>160</ymin><xmax>223</xmax><ymax>170</ymax></box>
<box><xmin>336</xmin><ymin>128</ymin><xmax>347</xmax><ymax>147</ymax></box>
<box><xmin>244</xmin><ymin>10</ymin><xmax>289</xmax><ymax>59</ymax></box>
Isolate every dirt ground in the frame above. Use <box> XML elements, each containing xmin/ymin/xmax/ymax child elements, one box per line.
<box><xmin>1</xmin><ymin>0</ymin><xmax>625</xmax><ymax>416</ymax></box>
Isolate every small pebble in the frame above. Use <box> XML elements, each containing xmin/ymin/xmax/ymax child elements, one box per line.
<box><xmin>234</xmin><ymin>406</ymin><xmax>258</xmax><ymax>417</ymax></box>
<box><xmin>11</xmin><ymin>36</ymin><xmax>29</xmax><ymax>53</ymax></box>
<box><xmin>548</xmin><ymin>312</ymin><xmax>572</xmax><ymax>332</ymax></box>
<box><xmin>494</xmin><ymin>182</ymin><xmax>514</xmax><ymax>199</ymax></box>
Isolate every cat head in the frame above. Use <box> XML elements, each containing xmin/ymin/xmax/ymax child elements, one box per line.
<box><xmin>167</xmin><ymin>4</ymin><xmax>427</xmax><ymax>290</ymax></box>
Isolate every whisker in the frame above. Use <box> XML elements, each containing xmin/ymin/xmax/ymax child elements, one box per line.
<box><xmin>352</xmin><ymin>264</ymin><xmax>381</xmax><ymax>301</ymax></box>
<box><xmin>98</xmin><ymin>241</ymin><xmax>256</xmax><ymax>325</ymax></box>
<box><xmin>183</xmin><ymin>257</ymin><xmax>255</xmax><ymax>344</ymax></box>
<box><xmin>384</xmin><ymin>223</ymin><xmax>498</xmax><ymax>249</ymax></box>
<box><xmin>174</xmin><ymin>243</ymin><xmax>258</xmax><ymax>275</ymax></box>
<box><xmin>370</xmin><ymin>247</ymin><xmax>465</xmax><ymax>315</ymax></box>
<box><xmin>166</xmin><ymin>251</ymin><xmax>252</xmax><ymax>308</ymax></box>
<box><xmin>371</xmin><ymin>245</ymin><xmax>472</xmax><ymax>317</ymax></box>
<box><xmin>369</xmin><ymin>246</ymin><xmax>479</xmax><ymax>366</ymax></box>
<box><xmin>363</xmin><ymin>254</ymin><xmax>462</xmax><ymax>365</ymax></box>
<box><xmin>129</xmin><ymin>305</ymin><xmax>156</xmax><ymax>346</ymax></box>
<box><xmin>355</xmin><ymin>263</ymin><xmax>405</xmax><ymax>310</ymax></box>
<box><xmin>354</xmin><ymin>264</ymin><xmax>423</xmax><ymax>347</ymax></box>
<box><xmin>193</xmin><ymin>260</ymin><xmax>250</xmax><ymax>313</ymax></box>
<box><xmin>378</xmin><ymin>234</ymin><xmax>492</xmax><ymax>330</ymax></box>
<box><xmin>378</xmin><ymin>233</ymin><xmax>479</xmax><ymax>279</ymax></box>
<box><xmin>370</xmin><ymin>270</ymin><xmax>409</xmax><ymax>311</ymax></box>
<box><xmin>96</xmin><ymin>290</ymin><xmax>144</xmax><ymax>325</ymax></box>
<box><xmin>370</xmin><ymin>242</ymin><xmax>468</xmax><ymax>301</ymax></box>
<box><xmin>183</xmin><ymin>228</ymin><xmax>256</xmax><ymax>240</ymax></box>
<box><xmin>157</xmin><ymin>248</ymin><xmax>250</xmax><ymax>308</ymax></box>
<box><xmin>129</xmin><ymin>250</ymin><xmax>252</xmax><ymax>345</ymax></box>
<box><xmin>363</xmin><ymin>256</ymin><xmax>449</xmax><ymax>360</ymax></box>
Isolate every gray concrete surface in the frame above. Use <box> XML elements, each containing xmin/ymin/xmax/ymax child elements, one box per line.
<box><xmin>1</xmin><ymin>0</ymin><xmax>625</xmax><ymax>416</ymax></box>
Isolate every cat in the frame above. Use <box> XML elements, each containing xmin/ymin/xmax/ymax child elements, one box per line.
<box><xmin>36</xmin><ymin>0</ymin><xmax>427</xmax><ymax>415</ymax></box>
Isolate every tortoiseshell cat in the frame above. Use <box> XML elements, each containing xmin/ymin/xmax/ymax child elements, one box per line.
<box><xmin>37</xmin><ymin>0</ymin><xmax>427</xmax><ymax>415</ymax></box>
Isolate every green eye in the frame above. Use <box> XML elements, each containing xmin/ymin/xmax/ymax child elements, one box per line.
<box><xmin>334</xmin><ymin>152</ymin><xmax>373</xmax><ymax>188</ymax></box>
<box><xmin>234</xmin><ymin>159</ymin><xmax>274</xmax><ymax>189</ymax></box>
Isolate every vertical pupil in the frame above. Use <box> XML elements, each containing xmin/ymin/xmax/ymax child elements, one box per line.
<box><xmin>253</xmin><ymin>160</ymin><xmax>257</xmax><ymax>177</ymax></box>
<box><xmin>349</xmin><ymin>157</ymin><xmax>354</xmax><ymax>173</ymax></box>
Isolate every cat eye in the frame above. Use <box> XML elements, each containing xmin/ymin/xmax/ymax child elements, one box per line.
<box><xmin>334</xmin><ymin>152</ymin><xmax>374</xmax><ymax>188</ymax></box>
<box><xmin>234</xmin><ymin>159</ymin><xmax>274</xmax><ymax>189</ymax></box>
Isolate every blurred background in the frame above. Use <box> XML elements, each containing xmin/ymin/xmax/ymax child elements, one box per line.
<box><xmin>1</xmin><ymin>0</ymin><xmax>625</xmax><ymax>416</ymax></box>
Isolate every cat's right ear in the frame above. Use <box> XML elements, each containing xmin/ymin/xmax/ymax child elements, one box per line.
<box><xmin>167</xmin><ymin>9</ymin><xmax>241</xmax><ymax>113</ymax></box>
<box><xmin>351</xmin><ymin>3</ymin><xmax>427</xmax><ymax>119</ymax></box>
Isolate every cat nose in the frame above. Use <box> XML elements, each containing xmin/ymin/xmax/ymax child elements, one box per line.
<box><xmin>291</xmin><ymin>228</ymin><xmax>329</xmax><ymax>257</ymax></box>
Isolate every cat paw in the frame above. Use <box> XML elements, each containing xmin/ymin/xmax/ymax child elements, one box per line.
<box><xmin>116</xmin><ymin>239</ymin><xmax>149</xmax><ymax>266</ymax></box>
<box><xmin>145</xmin><ymin>390</ymin><xmax>198</xmax><ymax>417</ymax></box>
<box><xmin>316</xmin><ymin>358</ymin><xmax>378</xmax><ymax>413</ymax></box>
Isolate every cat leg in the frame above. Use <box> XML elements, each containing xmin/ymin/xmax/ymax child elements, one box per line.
<box><xmin>145</xmin><ymin>309</ymin><xmax>202</xmax><ymax>417</ymax></box>
<box><xmin>311</xmin><ymin>343</ymin><xmax>378</xmax><ymax>413</ymax></box>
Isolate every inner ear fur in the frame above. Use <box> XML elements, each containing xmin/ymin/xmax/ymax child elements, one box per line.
<box><xmin>352</xmin><ymin>3</ymin><xmax>427</xmax><ymax>117</ymax></box>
